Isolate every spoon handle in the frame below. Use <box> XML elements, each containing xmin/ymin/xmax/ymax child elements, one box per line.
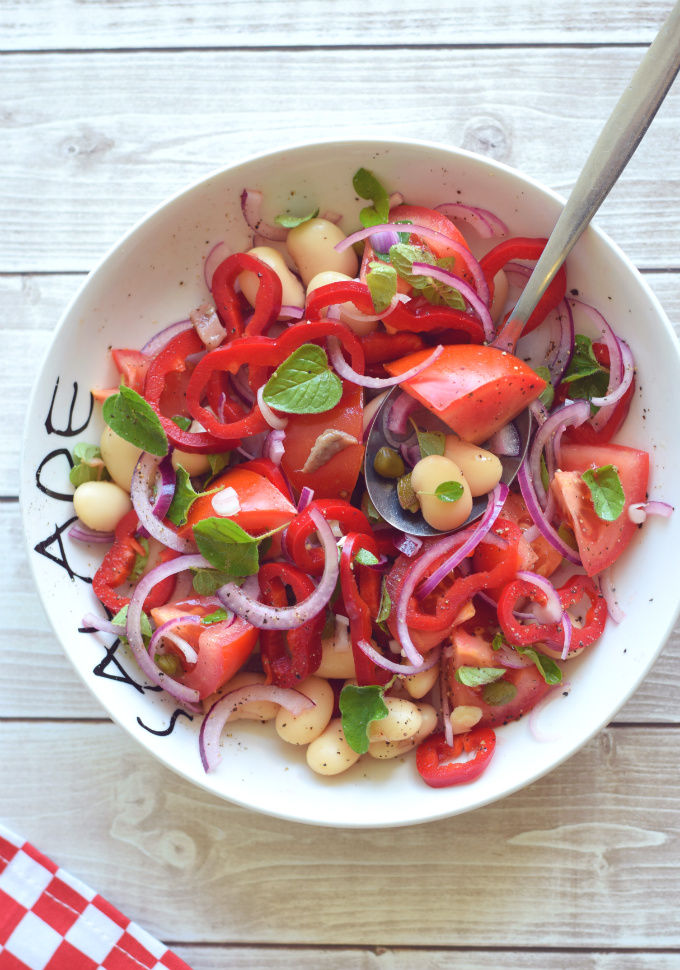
<box><xmin>493</xmin><ymin>1</ymin><xmax>680</xmax><ymax>352</ymax></box>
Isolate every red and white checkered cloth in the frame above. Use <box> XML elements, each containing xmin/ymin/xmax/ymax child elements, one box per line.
<box><xmin>0</xmin><ymin>824</ymin><xmax>194</xmax><ymax>970</ymax></box>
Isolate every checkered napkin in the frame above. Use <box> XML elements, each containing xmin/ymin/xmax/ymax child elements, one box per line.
<box><xmin>0</xmin><ymin>825</ymin><xmax>193</xmax><ymax>970</ymax></box>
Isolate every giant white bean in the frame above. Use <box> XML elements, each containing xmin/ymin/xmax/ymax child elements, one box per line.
<box><xmin>306</xmin><ymin>718</ymin><xmax>361</xmax><ymax>776</ymax></box>
<box><xmin>403</xmin><ymin>664</ymin><xmax>439</xmax><ymax>699</ymax></box>
<box><xmin>286</xmin><ymin>219</ymin><xmax>358</xmax><ymax>286</ymax></box>
<box><xmin>368</xmin><ymin>703</ymin><xmax>438</xmax><ymax>759</ymax></box>
<box><xmin>306</xmin><ymin>270</ymin><xmax>379</xmax><ymax>335</ymax></box>
<box><xmin>239</xmin><ymin>246</ymin><xmax>305</xmax><ymax>317</ymax></box>
<box><xmin>443</xmin><ymin>438</ymin><xmax>503</xmax><ymax>497</ymax></box>
<box><xmin>73</xmin><ymin>480</ymin><xmax>133</xmax><ymax>532</ymax></box>
<box><xmin>275</xmin><ymin>676</ymin><xmax>334</xmax><ymax>745</ymax></box>
<box><xmin>367</xmin><ymin>696</ymin><xmax>423</xmax><ymax>742</ymax></box>
<box><xmin>449</xmin><ymin>705</ymin><xmax>483</xmax><ymax>734</ymax></box>
<box><xmin>315</xmin><ymin>635</ymin><xmax>357</xmax><ymax>679</ymax></box>
<box><xmin>213</xmin><ymin>672</ymin><xmax>280</xmax><ymax>722</ymax></box>
<box><xmin>410</xmin><ymin>454</ymin><xmax>473</xmax><ymax>531</ymax></box>
<box><xmin>171</xmin><ymin>420</ymin><xmax>211</xmax><ymax>477</ymax></box>
<box><xmin>100</xmin><ymin>425</ymin><xmax>143</xmax><ymax>491</ymax></box>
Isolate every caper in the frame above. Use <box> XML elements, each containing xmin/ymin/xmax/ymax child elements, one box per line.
<box><xmin>155</xmin><ymin>653</ymin><xmax>183</xmax><ymax>677</ymax></box>
<box><xmin>373</xmin><ymin>446</ymin><xmax>405</xmax><ymax>479</ymax></box>
<box><xmin>397</xmin><ymin>473</ymin><xmax>420</xmax><ymax>513</ymax></box>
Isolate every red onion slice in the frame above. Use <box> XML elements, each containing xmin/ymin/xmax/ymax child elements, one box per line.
<box><xmin>229</xmin><ymin>368</ymin><xmax>256</xmax><ymax>408</ymax></box>
<box><xmin>560</xmin><ymin>611</ymin><xmax>573</xmax><ymax>660</ymax></box>
<box><xmin>149</xmin><ymin>615</ymin><xmax>201</xmax><ymax>665</ymax></box>
<box><xmin>515</xmin><ymin>570</ymin><xmax>563</xmax><ymax>623</ymax></box>
<box><xmin>495</xmin><ymin>643</ymin><xmax>535</xmax><ymax>669</ymax></box>
<box><xmin>327</xmin><ymin>336</ymin><xmax>443</xmax><ymax>390</ymax></box>
<box><xmin>256</xmin><ymin>386</ymin><xmax>288</xmax><ymax>430</ymax></box>
<box><xmin>241</xmin><ymin>188</ymin><xmax>289</xmax><ymax>241</ymax></box>
<box><xmin>411</xmin><ymin>262</ymin><xmax>494</xmax><ymax>341</ymax></box>
<box><xmin>486</xmin><ymin>422</ymin><xmax>520</xmax><ymax>458</ymax></box>
<box><xmin>435</xmin><ymin>202</ymin><xmax>509</xmax><ymax>239</ymax></box>
<box><xmin>528</xmin><ymin>400</ymin><xmax>591</xmax><ymax>509</ymax></box>
<box><xmin>440</xmin><ymin>648</ymin><xmax>453</xmax><ymax>747</ymax></box>
<box><xmin>152</xmin><ymin>453</ymin><xmax>177</xmax><ymax>522</ymax></box>
<box><xmin>141</xmin><ymin>319</ymin><xmax>192</xmax><ymax>358</ymax></box>
<box><xmin>200</xmin><ymin>684</ymin><xmax>315</xmax><ymax>771</ymax></box>
<box><xmin>217</xmin><ymin>508</ymin><xmax>338</xmax><ymax>629</ymax></box>
<box><xmin>204</xmin><ymin>241</ymin><xmax>231</xmax><ymax>291</ymax></box>
<box><xmin>386</xmin><ymin>392</ymin><xmax>420</xmax><ymax>437</ymax></box>
<box><xmin>82</xmin><ymin>612</ymin><xmax>124</xmax><ymax>635</ymax></box>
<box><xmin>68</xmin><ymin>521</ymin><xmax>115</xmax><ymax>544</ymax></box>
<box><xmin>262</xmin><ymin>428</ymin><xmax>286</xmax><ymax>467</ymax></box>
<box><xmin>357</xmin><ymin>638</ymin><xmax>442</xmax><ymax>676</ymax></box>
<box><xmin>281</xmin><ymin>304</ymin><xmax>305</xmax><ymax>320</ymax></box>
<box><xmin>590</xmin><ymin>338</ymin><xmax>635</xmax><ymax>408</ymax></box>
<box><xmin>567</xmin><ymin>299</ymin><xmax>627</xmax><ymax>433</ymax></box>
<box><xmin>416</xmin><ymin>483</ymin><xmax>509</xmax><ymax>600</ymax></box>
<box><xmin>131</xmin><ymin>454</ymin><xmax>196</xmax><ymax>553</ymax></box>
<box><xmin>394</xmin><ymin>533</ymin><xmax>423</xmax><ymax>557</ymax></box>
<box><xmin>598</xmin><ymin>567</ymin><xmax>626</xmax><ymax>623</ymax></box>
<box><xmin>518</xmin><ymin>459</ymin><xmax>582</xmax><ymax>565</ymax></box>
<box><xmin>125</xmin><ymin>553</ymin><xmax>211</xmax><ymax>703</ymax></box>
<box><xmin>628</xmin><ymin>500</ymin><xmax>674</xmax><ymax>524</ymax></box>
<box><xmin>297</xmin><ymin>486</ymin><xmax>314</xmax><ymax>512</ymax></box>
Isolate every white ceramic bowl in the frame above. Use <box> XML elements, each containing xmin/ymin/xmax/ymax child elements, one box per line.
<box><xmin>21</xmin><ymin>138</ymin><xmax>680</xmax><ymax>828</ymax></box>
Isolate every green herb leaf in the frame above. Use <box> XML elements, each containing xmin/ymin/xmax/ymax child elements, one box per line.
<box><xmin>482</xmin><ymin>679</ymin><xmax>518</xmax><ymax>707</ymax></box>
<box><xmin>455</xmin><ymin>666</ymin><xmax>507</xmax><ymax>687</ymax></box>
<box><xmin>171</xmin><ymin>414</ymin><xmax>192</xmax><ymax>432</ymax></box>
<box><xmin>561</xmin><ymin>334</ymin><xmax>610</xmax><ymax>404</ymax></box>
<box><xmin>201</xmin><ymin>607</ymin><xmax>231</xmax><ymax>625</ymax></box>
<box><xmin>207</xmin><ymin>453</ymin><xmax>230</xmax><ymax>480</ymax></box>
<box><xmin>155</xmin><ymin>653</ymin><xmax>183</xmax><ymax>676</ymax></box>
<box><xmin>111</xmin><ymin>605</ymin><xmax>153</xmax><ymax>644</ymax></box>
<box><xmin>192</xmin><ymin>517</ymin><xmax>260</xmax><ymax>576</ymax></box>
<box><xmin>354</xmin><ymin>547</ymin><xmax>380</xmax><ymax>566</ymax></box>
<box><xmin>411</xmin><ymin>423</ymin><xmax>445</xmax><ymax>460</ymax></box>
<box><xmin>128</xmin><ymin>536</ymin><xmax>149</xmax><ymax>583</ymax></box>
<box><xmin>274</xmin><ymin>208</ymin><xmax>320</xmax><ymax>229</ymax></box>
<box><xmin>321</xmin><ymin>609</ymin><xmax>336</xmax><ymax>639</ymax></box>
<box><xmin>535</xmin><ymin>366</ymin><xmax>555</xmax><ymax>410</ymax></box>
<box><xmin>103</xmin><ymin>385</ymin><xmax>168</xmax><ymax>457</ymax></box>
<box><xmin>191</xmin><ymin>567</ymin><xmax>238</xmax><ymax>596</ymax></box>
<box><xmin>352</xmin><ymin>168</ymin><xmax>390</xmax><ymax>228</ymax></box>
<box><xmin>540</xmin><ymin>452</ymin><xmax>550</xmax><ymax>493</ymax></box>
<box><xmin>519</xmin><ymin>647</ymin><xmax>563</xmax><ymax>685</ymax></box>
<box><xmin>376</xmin><ymin>580</ymin><xmax>391</xmax><ymax>625</ymax></box>
<box><xmin>434</xmin><ymin>480</ymin><xmax>465</xmax><ymax>503</ymax></box>
<box><xmin>388</xmin><ymin>243</ymin><xmax>466</xmax><ymax>310</ymax></box>
<box><xmin>339</xmin><ymin>683</ymin><xmax>389</xmax><ymax>754</ymax></box>
<box><xmin>582</xmin><ymin>464</ymin><xmax>625</xmax><ymax>522</ymax></box>
<box><xmin>366</xmin><ymin>262</ymin><xmax>397</xmax><ymax>313</ymax></box>
<box><xmin>69</xmin><ymin>442</ymin><xmax>109</xmax><ymax>487</ymax></box>
<box><xmin>491</xmin><ymin>632</ymin><xmax>506</xmax><ymax>651</ymax></box>
<box><xmin>166</xmin><ymin>466</ymin><xmax>224</xmax><ymax>527</ymax></box>
<box><xmin>262</xmin><ymin>344</ymin><xmax>343</xmax><ymax>415</ymax></box>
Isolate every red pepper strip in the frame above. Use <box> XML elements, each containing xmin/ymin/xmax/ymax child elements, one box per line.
<box><xmin>382</xmin><ymin>298</ymin><xmax>486</xmax><ymax>342</ymax></box>
<box><xmin>497</xmin><ymin>578</ymin><xmax>564</xmax><ymax>646</ymax></box>
<box><xmin>186</xmin><ymin>319</ymin><xmax>366</xmax><ymax>441</ymax></box>
<box><xmin>479</xmin><ymin>238</ymin><xmax>567</xmax><ymax>337</ymax></box>
<box><xmin>258</xmin><ymin>562</ymin><xmax>324</xmax><ymax>687</ymax></box>
<box><xmin>144</xmin><ymin>329</ymin><xmax>239</xmax><ymax>454</ymax></box>
<box><xmin>359</xmin><ymin>331</ymin><xmax>427</xmax><ymax>364</ymax></box>
<box><xmin>304</xmin><ymin>280</ymin><xmax>376</xmax><ymax>318</ymax></box>
<box><xmin>340</xmin><ymin>533</ymin><xmax>391</xmax><ymax>687</ymax></box>
<box><xmin>557</xmin><ymin>574</ymin><xmax>607</xmax><ymax>649</ymax></box>
<box><xmin>211</xmin><ymin>253</ymin><xmax>282</xmax><ymax>339</ymax></box>
<box><xmin>416</xmin><ymin>728</ymin><xmax>496</xmax><ymax>787</ymax></box>
<box><xmin>92</xmin><ymin>510</ymin><xmax>177</xmax><ymax>614</ymax></box>
<box><xmin>286</xmin><ymin>499</ymin><xmax>374</xmax><ymax>576</ymax></box>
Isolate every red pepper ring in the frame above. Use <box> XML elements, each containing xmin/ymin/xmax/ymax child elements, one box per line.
<box><xmin>416</xmin><ymin>728</ymin><xmax>497</xmax><ymax>788</ymax></box>
<box><xmin>382</xmin><ymin>298</ymin><xmax>486</xmax><ymax>342</ymax></box>
<box><xmin>258</xmin><ymin>562</ymin><xmax>324</xmax><ymax>687</ymax></box>
<box><xmin>340</xmin><ymin>532</ymin><xmax>391</xmax><ymax>687</ymax></box>
<box><xmin>479</xmin><ymin>237</ymin><xmax>567</xmax><ymax>337</ymax></box>
<box><xmin>143</xmin><ymin>329</ymin><xmax>239</xmax><ymax>454</ymax></box>
<box><xmin>286</xmin><ymin>499</ymin><xmax>374</xmax><ymax>576</ymax></box>
<box><xmin>304</xmin><ymin>280</ymin><xmax>376</xmax><ymax>319</ymax></box>
<box><xmin>557</xmin><ymin>574</ymin><xmax>607</xmax><ymax>650</ymax></box>
<box><xmin>186</xmin><ymin>319</ymin><xmax>366</xmax><ymax>440</ymax></box>
<box><xmin>211</xmin><ymin>252</ymin><xmax>283</xmax><ymax>339</ymax></box>
<box><xmin>497</xmin><ymin>577</ymin><xmax>564</xmax><ymax>647</ymax></box>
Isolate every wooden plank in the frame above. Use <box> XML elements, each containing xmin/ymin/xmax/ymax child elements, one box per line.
<box><xmin>0</xmin><ymin>0</ymin><xmax>674</xmax><ymax>50</ymax></box>
<box><xmin>1</xmin><ymin>722</ymin><xmax>678</xmax><ymax>947</ymax></box>
<box><xmin>1</xmin><ymin>49</ymin><xmax>679</xmax><ymax>272</ymax></box>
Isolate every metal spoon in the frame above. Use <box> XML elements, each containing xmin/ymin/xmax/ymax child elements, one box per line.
<box><xmin>366</xmin><ymin>2</ymin><xmax>680</xmax><ymax>536</ymax></box>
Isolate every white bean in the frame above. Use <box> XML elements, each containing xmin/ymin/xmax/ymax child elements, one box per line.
<box><xmin>410</xmin><ymin>454</ymin><xmax>473</xmax><ymax>531</ymax></box>
<box><xmin>275</xmin><ymin>676</ymin><xmax>334</xmax><ymax>745</ymax></box>
<box><xmin>403</xmin><ymin>664</ymin><xmax>439</xmax><ymax>699</ymax></box>
<box><xmin>306</xmin><ymin>718</ymin><xmax>361</xmax><ymax>776</ymax></box>
<box><xmin>239</xmin><ymin>246</ymin><xmax>305</xmax><ymax>317</ymax></box>
<box><xmin>286</xmin><ymin>219</ymin><xmax>358</xmax><ymax>286</ymax></box>
<box><xmin>367</xmin><ymin>696</ymin><xmax>423</xmax><ymax>742</ymax></box>
<box><xmin>315</xmin><ymin>635</ymin><xmax>357</xmax><ymax>679</ymax></box>
<box><xmin>73</xmin><ymin>480</ymin><xmax>132</xmax><ymax>532</ymax></box>
<box><xmin>214</xmin><ymin>672</ymin><xmax>279</xmax><ymax>722</ymax></box>
<box><xmin>368</xmin><ymin>703</ymin><xmax>438</xmax><ymax>759</ymax></box>
<box><xmin>307</xmin><ymin>270</ymin><xmax>379</xmax><ymax>336</ymax></box>
<box><xmin>362</xmin><ymin>391</ymin><xmax>389</xmax><ymax>435</ymax></box>
<box><xmin>443</xmin><ymin>438</ymin><xmax>503</xmax><ymax>497</ymax></box>
<box><xmin>450</xmin><ymin>705</ymin><xmax>483</xmax><ymax>734</ymax></box>
<box><xmin>171</xmin><ymin>420</ymin><xmax>211</xmax><ymax>477</ymax></box>
<box><xmin>100</xmin><ymin>425</ymin><xmax>143</xmax><ymax>491</ymax></box>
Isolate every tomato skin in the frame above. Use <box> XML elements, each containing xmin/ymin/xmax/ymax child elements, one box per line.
<box><xmin>384</xmin><ymin>345</ymin><xmax>547</xmax><ymax>445</ymax></box>
<box><xmin>552</xmin><ymin>442</ymin><xmax>649</xmax><ymax>576</ymax></box>
<box><xmin>280</xmin><ymin>379</ymin><xmax>365</xmax><ymax>500</ymax></box>
<box><xmin>389</xmin><ymin>204</ymin><xmax>473</xmax><ymax>267</ymax></box>
<box><xmin>496</xmin><ymin>492</ymin><xmax>563</xmax><ymax>578</ymax></box>
<box><xmin>183</xmin><ymin>465</ymin><xmax>296</xmax><ymax>537</ymax></box>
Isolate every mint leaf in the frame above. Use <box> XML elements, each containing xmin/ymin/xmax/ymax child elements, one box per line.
<box><xmin>262</xmin><ymin>344</ymin><xmax>342</xmax><ymax>415</ymax></box>
<box><xmin>482</xmin><ymin>679</ymin><xmax>518</xmax><ymax>706</ymax></box>
<box><xmin>582</xmin><ymin>464</ymin><xmax>625</xmax><ymax>522</ymax></box>
<box><xmin>171</xmin><ymin>414</ymin><xmax>192</xmax><ymax>431</ymax></box>
<box><xmin>561</xmin><ymin>334</ymin><xmax>610</xmax><ymax>404</ymax></box>
<box><xmin>455</xmin><ymin>666</ymin><xmax>507</xmax><ymax>687</ymax></box>
<box><xmin>389</xmin><ymin>244</ymin><xmax>466</xmax><ymax>310</ymax></box>
<box><xmin>192</xmin><ymin>517</ymin><xmax>260</xmax><ymax>576</ymax></box>
<box><xmin>535</xmin><ymin>366</ymin><xmax>555</xmax><ymax>409</ymax></box>
<box><xmin>201</xmin><ymin>607</ymin><xmax>231</xmax><ymax>625</ymax></box>
<box><xmin>434</xmin><ymin>480</ymin><xmax>464</xmax><ymax>503</ymax></box>
<box><xmin>274</xmin><ymin>208</ymin><xmax>319</xmax><ymax>229</ymax></box>
<box><xmin>103</xmin><ymin>384</ymin><xmax>168</xmax><ymax>457</ymax></box>
<box><xmin>492</xmin><ymin>632</ymin><xmax>506</xmax><ymax>651</ymax></box>
<box><xmin>519</xmin><ymin>647</ymin><xmax>562</xmax><ymax>685</ymax></box>
<box><xmin>352</xmin><ymin>168</ymin><xmax>390</xmax><ymax>228</ymax></box>
<box><xmin>354</xmin><ymin>547</ymin><xmax>380</xmax><ymax>566</ymax></box>
<box><xmin>411</xmin><ymin>423</ymin><xmax>445</xmax><ymax>460</ymax></box>
<box><xmin>339</xmin><ymin>683</ymin><xmax>389</xmax><ymax>754</ymax></box>
<box><xmin>166</xmin><ymin>466</ymin><xmax>224</xmax><ymax>527</ymax></box>
<box><xmin>191</xmin><ymin>567</ymin><xmax>238</xmax><ymax>595</ymax></box>
<box><xmin>366</xmin><ymin>262</ymin><xmax>397</xmax><ymax>314</ymax></box>
<box><xmin>69</xmin><ymin>442</ymin><xmax>109</xmax><ymax>487</ymax></box>
<box><xmin>111</xmin><ymin>605</ymin><xmax>153</xmax><ymax>644</ymax></box>
<box><xmin>207</xmin><ymin>453</ymin><xmax>230</xmax><ymax>479</ymax></box>
<box><xmin>376</xmin><ymin>580</ymin><xmax>391</xmax><ymax>625</ymax></box>
<box><xmin>128</xmin><ymin>536</ymin><xmax>149</xmax><ymax>583</ymax></box>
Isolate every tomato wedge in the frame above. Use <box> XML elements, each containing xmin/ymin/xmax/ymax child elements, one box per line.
<box><xmin>384</xmin><ymin>345</ymin><xmax>547</xmax><ymax>444</ymax></box>
<box><xmin>551</xmin><ymin>442</ymin><xmax>649</xmax><ymax>576</ymax></box>
<box><xmin>183</xmin><ymin>464</ymin><xmax>296</xmax><ymax>537</ymax></box>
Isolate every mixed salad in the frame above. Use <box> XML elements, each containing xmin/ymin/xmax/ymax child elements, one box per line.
<box><xmin>69</xmin><ymin>167</ymin><xmax>671</xmax><ymax>788</ymax></box>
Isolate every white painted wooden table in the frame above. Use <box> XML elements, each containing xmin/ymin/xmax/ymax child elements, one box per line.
<box><xmin>2</xmin><ymin>3</ymin><xmax>680</xmax><ymax>966</ymax></box>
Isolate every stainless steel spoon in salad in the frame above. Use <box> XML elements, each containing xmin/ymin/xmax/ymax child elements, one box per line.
<box><xmin>366</xmin><ymin>2</ymin><xmax>680</xmax><ymax>536</ymax></box>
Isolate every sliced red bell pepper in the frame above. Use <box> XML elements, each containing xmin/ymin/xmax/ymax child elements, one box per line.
<box><xmin>258</xmin><ymin>562</ymin><xmax>324</xmax><ymax>687</ymax></box>
<box><xmin>479</xmin><ymin>238</ymin><xmax>567</xmax><ymax>336</ymax></box>
<box><xmin>556</xmin><ymin>574</ymin><xmax>607</xmax><ymax>650</ymax></box>
<box><xmin>144</xmin><ymin>329</ymin><xmax>239</xmax><ymax>454</ymax></box>
<box><xmin>497</xmin><ymin>577</ymin><xmax>564</xmax><ymax>647</ymax></box>
<box><xmin>340</xmin><ymin>532</ymin><xmax>391</xmax><ymax>687</ymax></box>
<box><xmin>382</xmin><ymin>297</ymin><xmax>486</xmax><ymax>342</ymax></box>
<box><xmin>286</xmin><ymin>499</ymin><xmax>374</xmax><ymax>576</ymax></box>
<box><xmin>238</xmin><ymin>457</ymin><xmax>293</xmax><ymax>501</ymax></box>
<box><xmin>211</xmin><ymin>253</ymin><xmax>282</xmax><ymax>339</ymax></box>
<box><xmin>359</xmin><ymin>331</ymin><xmax>427</xmax><ymax>365</ymax></box>
<box><xmin>92</xmin><ymin>510</ymin><xmax>177</xmax><ymax>614</ymax></box>
<box><xmin>416</xmin><ymin>728</ymin><xmax>496</xmax><ymax>787</ymax></box>
<box><xmin>185</xmin><ymin>319</ymin><xmax>365</xmax><ymax>441</ymax></box>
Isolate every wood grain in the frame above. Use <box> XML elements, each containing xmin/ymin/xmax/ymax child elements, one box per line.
<box><xmin>1</xmin><ymin>0</ymin><xmax>674</xmax><ymax>50</ymax></box>
<box><xmin>0</xmin><ymin>721</ymin><xmax>678</xmax><ymax>947</ymax></box>
<box><xmin>1</xmin><ymin>49</ymin><xmax>679</xmax><ymax>272</ymax></box>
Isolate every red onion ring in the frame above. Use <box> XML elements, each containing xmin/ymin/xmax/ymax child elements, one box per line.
<box><xmin>256</xmin><ymin>386</ymin><xmax>288</xmax><ymax>430</ymax></box>
<box><xmin>357</xmin><ymin>638</ymin><xmax>442</xmax><ymax>676</ymax></box>
<box><xmin>411</xmin><ymin>262</ymin><xmax>494</xmax><ymax>341</ymax></box>
<box><xmin>567</xmin><ymin>299</ymin><xmax>627</xmax><ymax>433</ymax></box>
<box><xmin>216</xmin><ymin>508</ymin><xmax>338</xmax><ymax>630</ymax></box>
<box><xmin>495</xmin><ymin>643</ymin><xmax>535</xmax><ymax>669</ymax></box>
<box><xmin>68</xmin><ymin>521</ymin><xmax>115</xmax><ymax>544</ymax></box>
<box><xmin>591</xmin><ymin>338</ymin><xmax>635</xmax><ymax>408</ymax></box>
<box><xmin>327</xmin><ymin>292</ymin><xmax>410</xmax><ymax>326</ymax></box>
<box><xmin>517</xmin><ymin>459</ymin><xmax>582</xmax><ymax>565</ymax></box>
<box><xmin>598</xmin><ymin>568</ymin><xmax>626</xmax><ymax>623</ymax></box>
<box><xmin>385</xmin><ymin>392</ymin><xmax>419</xmax><ymax>437</ymax></box>
<box><xmin>486</xmin><ymin>422</ymin><xmax>520</xmax><ymax>458</ymax></box>
<box><xmin>140</xmin><ymin>319</ymin><xmax>192</xmax><ymax>358</ymax></box>
<box><xmin>130</xmin><ymin>453</ymin><xmax>195</xmax><ymax>554</ymax></box>
<box><xmin>241</xmin><ymin>188</ymin><xmax>288</xmax><ymax>241</ymax></box>
<box><xmin>262</xmin><ymin>428</ymin><xmax>286</xmax><ymax>467</ymax></box>
<box><xmin>515</xmin><ymin>570</ymin><xmax>563</xmax><ymax>624</ymax></box>
<box><xmin>435</xmin><ymin>202</ymin><xmax>508</xmax><ymax>239</ymax></box>
<box><xmin>200</xmin><ymin>684</ymin><xmax>315</xmax><ymax>771</ymax></box>
<box><xmin>327</xmin><ymin>336</ymin><xmax>443</xmax><ymax>390</ymax></box>
<box><xmin>149</xmin><ymin>615</ymin><xmax>201</xmax><ymax>665</ymax></box>
<box><xmin>297</xmin><ymin>486</ymin><xmax>314</xmax><ymax>512</ymax></box>
<box><xmin>560</xmin><ymin>611</ymin><xmax>573</xmax><ymax>660</ymax></box>
<box><xmin>628</xmin><ymin>500</ymin><xmax>674</xmax><ymax>524</ymax></box>
<box><xmin>229</xmin><ymin>368</ymin><xmax>256</xmax><ymax>408</ymax></box>
<box><xmin>529</xmin><ymin>400</ymin><xmax>591</xmax><ymax>509</ymax></box>
<box><xmin>204</xmin><ymin>241</ymin><xmax>230</xmax><ymax>291</ymax></box>
<box><xmin>81</xmin><ymin>612</ymin><xmax>124</xmax><ymax>635</ymax></box>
